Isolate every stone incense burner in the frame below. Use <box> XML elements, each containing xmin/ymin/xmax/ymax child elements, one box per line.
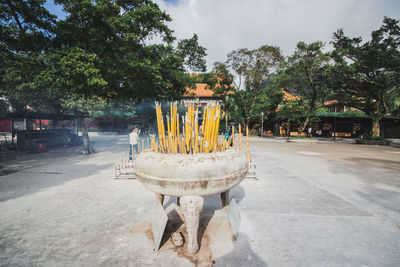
<box><xmin>134</xmin><ymin>148</ymin><xmax>248</xmax><ymax>254</ymax></box>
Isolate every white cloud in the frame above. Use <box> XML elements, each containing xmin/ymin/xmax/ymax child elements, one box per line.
<box><xmin>155</xmin><ymin>0</ymin><xmax>400</xmax><ymax>71</ymax></box>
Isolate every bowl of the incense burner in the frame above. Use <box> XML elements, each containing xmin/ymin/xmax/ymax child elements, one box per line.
<box><xmin>134</xmin><ymin>149</ymin><xmax>248</xmax><ymax>197</ymax></box>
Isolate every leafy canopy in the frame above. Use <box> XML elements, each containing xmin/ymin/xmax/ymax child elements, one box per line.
<box><xmin>226</xmin><ymin>45</ymin><xmax>283</xmax><ymax>126</ymax></box>
<box><xmin>274</xmin><ymin>41</ymin><xmax>331</xmax><ymax>130</ymax></box>
<box><xmin>331</xmin><ymin>16</ymin><xmax>400</xmax><ymax>136</ymax></box>
<box><xmin>0</xmin><ymin>0</ymin><xmax>207</xmax><ymax>117</ymax></box>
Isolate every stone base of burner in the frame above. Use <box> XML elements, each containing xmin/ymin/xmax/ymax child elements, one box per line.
<box><xmin>155</xmin><ymin>191</ymin><xmax>230</xmax><ymax>255</ymax></box>
<box><xmin>180</xmin><ymin>196</ymin><xmax>204</xmax><ymax>254</ymax></box>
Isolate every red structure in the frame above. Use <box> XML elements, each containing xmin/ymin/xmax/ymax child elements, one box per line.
<box><xmin>0</xmin><ymin>119</ymin><xmax>12</xmax><ymax>132</ymax></box>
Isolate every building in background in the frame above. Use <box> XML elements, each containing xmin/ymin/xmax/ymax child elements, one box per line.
<box><xmin>183</xmin><ymin>82</ymin><xmax>218</xmax><ymax>108</ymax></box>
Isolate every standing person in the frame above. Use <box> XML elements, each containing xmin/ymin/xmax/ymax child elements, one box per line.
<box><xmin>225</xmin><ymin>129</ymin><xmax>230</xmax><ymax>141</ymax></box>
<box><xmin>228</xmin><ymin>126</ymin><xmax>233</xmax><ymax>146</ymax></box>
<box><xmin>11</xmin><ymin>125</ymin><xmax>18</xmax><ymax>146</ymax></box>
<box><xmin>129</xmin><ymin>127</ymin><xmax>140</xmax><ymax>160</ymax></box>
<box><xmin>307</xmin><ymin>127</ymin><xmax>312</xmax><ymax>138</ymax></box>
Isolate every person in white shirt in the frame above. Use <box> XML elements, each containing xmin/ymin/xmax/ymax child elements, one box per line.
<box><xmin>307</xmin><ymin>127</ymin><xmax>312</xmax><ymax>138</ymax></box>
<box><xmin>129</xmin><ymin>127</ymin><xmax>140</xmax><ymax>160</ymax></box>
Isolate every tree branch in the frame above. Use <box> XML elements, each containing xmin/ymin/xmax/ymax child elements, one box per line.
<box><xmin>350</xmin><ymin>75</ymin><xmax>385</xmax><ymax>88</ymax></box>
<box><xmin>6</xmin><ymin>0</ymin><xmax>24</xmax><ymax>33</ymax></box>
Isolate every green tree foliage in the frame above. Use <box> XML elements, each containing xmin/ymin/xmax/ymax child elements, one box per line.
<box><xmin>1</xmin><ymin>0</ymin><xmax>207</xmax><ymax>153</ymax></box>
<box><xmin>234</xmin><ymin>84</ymin><xmax>283</xmax><ymax>132</ymax></box>
<box><xmin>177</xmin><ymin>33</ymin><xmax>207</xmax><ymax>73</ymax></box>
<box><xmin>91</xmin><ymin>113</ymin><xmax>128</xmax><ymax>132</ymax></box>
<box><xmin>276</xmin><ymin>100</ymin><xmax>305</xmax><ymax>141</ymax></box>
<box><xmin>394</xmin><ymin>94</ymin><xmax>400</xmax><ymax>117</ymax></box>
<box><xmin>1</xmin><ymin>0</ymin><xmax>207</xmax><ymax>110</ymax></box>
<box><xmin>205</xmin><ymin>62</ymin><xmax>234</xmax><ymax>97</ymax></box>
<box><xmin>53</xmin><ymin>0</ymin><xmax>206</xmax><ymax>101</ymax></box>
<box><xmin>226</xmin><ymin>45</ymin><xmax>283</xmax><ymax>127</ymax></box>
<box><xmin>204</xmin><ymin>62</ymin><xmax>235</xmax><ymax>129</ymax></box>
<box><xmin>0</xmin><ymin>0</ymin><xmax>57</xmax><ymax>114</ymax></box>
<box><xmin>274</xmin><ymin>41</ymin><xmax>331</xmax><ymax>132</ymax></box>
<box><xmin>331</xmin><ymin>17</ymin><xmax>400</xmax><ymax>137</ymax></box>
<box><xmin>251</xmin><ymin>82</ymin><xmax>284</xmax><ymax>128</ymax></box>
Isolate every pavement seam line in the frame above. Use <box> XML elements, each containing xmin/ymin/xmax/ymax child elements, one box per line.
<box><xmin>252</xmin><ymin>213</ymin><xmax>375</xmax><ymax>218</ymax></box>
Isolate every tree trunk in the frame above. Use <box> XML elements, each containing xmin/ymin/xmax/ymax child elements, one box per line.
<box><xmin>0</xmin><ymin>143</ymin><xmax>2</xmax><ymax>169</ymax></box>
<box><xmin>286</xmin><ymin>123</ymin><xmax>291</xmax><ymax>142</ymax></box>
<box><xmin>251</xmin><ymin>123</ymin><xmax>259</xmax><ymax>134</ymax></box>
<box><xmin>244</xmin><ymin>117</ymin><xmax>249</xmax><ymax>131</ymax></box>
<box><xmin>244</xmin><ymin>109</ymin><xmax>249</xmax><ymax>130</ymax></box>
<box><xmin>298</xmin><ymin>116</ymin><xmax>309</xmax><ymax>133</ymax></box>
<box><xmin>372</xmin><ymin>118</ymin><xmax>380</xmax><ymax>137</ymax></box>
<box><xmin>225</xmin><ymin>109</ymin><xmax>228</xmax><ymax>132</ymax></box>
<box><xmin>79</xmin><ymin>117</ymin><xmax>95</xmax><ymax>154</ymax></box>
<box><xmin>11</xmin><ymin>119</ymin><xmax>15</xmax><ymax>145</ymax></box>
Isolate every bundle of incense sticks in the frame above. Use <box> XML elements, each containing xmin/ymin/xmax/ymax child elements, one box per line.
<box><xmin>153</xmin><ymin>102</ymin><xmax>233</xmax><ymax>154</ymax></box>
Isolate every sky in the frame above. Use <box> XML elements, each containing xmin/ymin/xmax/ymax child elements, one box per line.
<box><xmin>44</xmin><ymin>1</ymin><xmax>66</xmax><ymax>20</ymax></box>
<box><xmin>45</xmin><ymin>0</ymin><xmax>400</xmax><ymax>71</ymax></box>
<box><xmin>154</xmin><ymin>0</ymin><xmax>400</xmax><ymax>70</ymax></box>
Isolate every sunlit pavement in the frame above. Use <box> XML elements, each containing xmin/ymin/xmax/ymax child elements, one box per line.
<box><xmin>0</xmin><ymin>135</ymin><xmax>399</xmax><ymax>266</ymax></box>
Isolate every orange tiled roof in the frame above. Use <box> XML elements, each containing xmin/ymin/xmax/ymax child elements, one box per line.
<box><xmin>282</xmin><ymin>89</ymin><xmax>300</xmax><ymax>101</ymax></box>
<box><xmin>185</xmin><ymin>83</ymin><xmax>215</xmax><ymax>98</ymax></box>
<box><xmin>324</xmin><ymin>100</ymin><xmax>340</xmax><ymax>105</ymax></box>
<box><xmin>275</xmin><ymin>89</ymin><xmax>300</xmax><ymax>111</ymax></box>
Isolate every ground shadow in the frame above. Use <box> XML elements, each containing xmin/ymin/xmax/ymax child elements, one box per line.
<box><xmin>327</xmin><ymin>156</ymin><xmax>400</xmax><ymax>226</ymax></box>
<box><xmin>197</xmin><ymin>204</ymin><xmax>215</xmax><ymax>250</ymax></box>
<box><xmin>159</xmin><ymin>208</ymin><xmax>184</xmax><ymax>248</ymax></box>
<box><xmin>163</xmin><ymin>196</ymin><xmax>179</xmax><ymax>208</ymax></box>
<box><xmin>161</xmin><ymin>196</ymin><xmax>217</xmax><ymax>251</ymax></box>
<box><xmin>356</xmin><ymin>186</ymin><xmax>400</xmax><ymax>224</ymax></box>
<box><xmin>229</xmin><ymin>185</ymin><xmax>246</xmax><ymax>204</ymax></box>
<box><xmin>215</xmin><ymin>232</ymin><xmax>268</xmax><ymax>267</ymax></box>
<box><xmin>160</xmin><ymin>185</ymin><xmax>246</xmax><ymax>252</ymax></box>
<box><xmin>0</xmin><ymin>136</ymin><xmax>131</xmax><ymax>201</ymax></box>
<box><xmin>0</xmin><ymin>160</ymin><xmax>114</xmax><ymax>202</ymax></box>
<box><xmin>160</xmin><ymin>193</ymin><xmax>249</xmax><ymax>266</ymax></box>
<box><xmin>344</xmin><ymin>157</ymin><xmax>400</xmax><ymax>173</ymax></box>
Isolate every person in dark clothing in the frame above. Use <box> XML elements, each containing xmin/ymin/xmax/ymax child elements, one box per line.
<box><xmin>11</xmin><ymin>125</ymin><xmax>18</xmax><ymax>146</ymax></box>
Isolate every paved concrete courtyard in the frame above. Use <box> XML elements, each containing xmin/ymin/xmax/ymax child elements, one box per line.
<box><xmin>1</xmin><ymin>135</ymin><xmax>400</xmax><ymax>266</ymax></box>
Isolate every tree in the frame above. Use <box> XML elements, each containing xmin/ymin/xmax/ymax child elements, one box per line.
<box><xmin>331</xmin><ymin>17</ymin><xmax>400</xmax><ymax>137</ymax></box>
<box><xmin>274</xmin><ymin>41</ymin><xmax>331</xmax><ymax>132</ymax></box>
<box><xmin>226</xmin><ymin>45</ymin><xmax>283</xmax><ymax>127</ymax></box>
<box><xmin>1</xmin><ymin>0</ymin><xmax>207</xmax><ymax>153</ymax></box>
<box><xmin>276</xmin><ymin>100</ymin><xmax>305</xmax><ymax>141</ymax></box>
<box><xmin>177</xmin><ymin>33</ymin><xmax>207</xmax><ymax>73</ymax></box>
<box><xmin>251</xmin><ymin>82</ymin><xmax>284</xmax><ymax>132</ymax></box>
<box><xmin>233</xmin><ymin>83</ymin><xmax>283</xmax><ymax>133</ymax></box>
<box><xmin>60</xmin><ymin>94</ymin><xmax>109</xmax><ymax>154</ymax></box>
<box><xmin>53</xmin><ymin>0</ymin><xmax>206</xmax><ymax>101</ymax></box>
<box><xmin>204</xmin><ymin>62</ymin><xmax>235</xmax><ymax>129</ymax></box>
<box><xmin>393</xmin><ymin>93</ymin><xmax>400</xmax><ymax>117</ymax></box>
<box><xmin>0</xmin><ymin>0</ymin><xmax>57</xmax><ymax>114</ymax></box>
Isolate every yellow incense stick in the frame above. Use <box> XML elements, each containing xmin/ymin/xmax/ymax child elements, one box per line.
<box><xmin>239</xmin><ymin>124</ymin><xmax>242</xmax><ymax>151</ymax></box>
<box><xmin>246</xmin><ymin>126</ymin><xmax>249</xmax><ymax>162</ymax></box>
<box><xmin>153</xmin><ymin>102</ymin><xmax>237</xmax><ymax>154</ymax></box>
<box><xmin>232</xmin><ymin>126</ymin><xmax>235</xmax><ymax>148</ymax></box>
